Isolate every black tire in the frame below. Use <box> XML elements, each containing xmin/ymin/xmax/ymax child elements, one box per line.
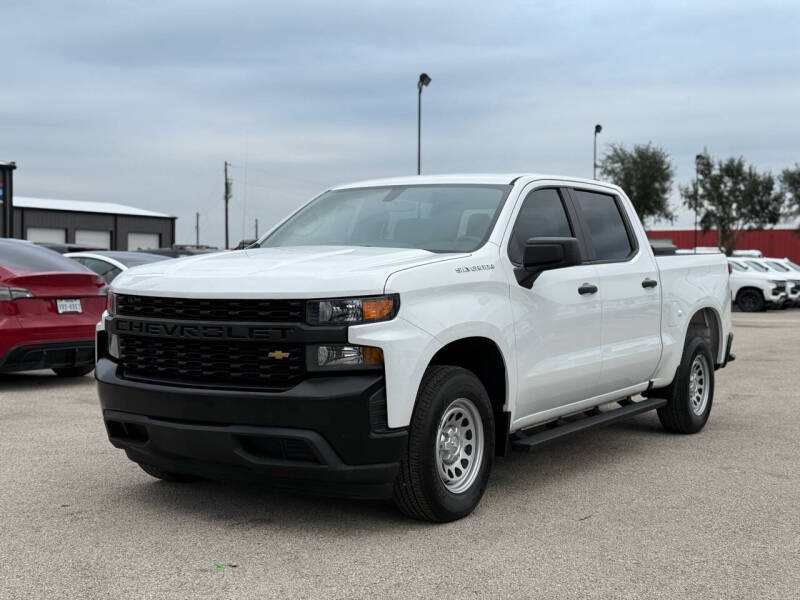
<box><xmin>138</xmin><ymin>463</ymin><xmax>201</xmax><ymax>483</ymax></box>
<box><xmin>52</xmin><ymin>365</ymin><xmax>94</xmax><ymax>377</ymax></box>
<box><xmin>393</xmin><ymin>365</ymin><xmax>494</xmax><ymax>522</ymax></box>
<box><xmin>736</xmin><ymin>289</ymin><xmax>764</xmax><ymax>312</ymax></box>
<box><xmin>657</xmin><ymin>336</ymin><xmax>715</xmax><ymax>434</ymax></box>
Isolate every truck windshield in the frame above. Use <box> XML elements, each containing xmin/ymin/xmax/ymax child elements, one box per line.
<box><xmin>745</xmin><ymin>260</ymin><xmax>769</xmax><ymax>272</ymax></box>
<box><xmin>765</xmin><ymin>260</ymin><xmax>790</xmax><ymax>272</ymax></box>
<box><xmin>258</xmin><ymin>184</ymin><xmax>510</xmax><ymax>253</ymax></box>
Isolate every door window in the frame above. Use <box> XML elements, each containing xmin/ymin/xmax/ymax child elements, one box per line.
<box><xmin>508</xmin><ymin>188</ymin><xmax>572</xmax><ymax>264</ymax></box>
<box><xmin>572</xmin><ymin>190</ymin><xmax>634</xmax><ymax>261</ymax></box>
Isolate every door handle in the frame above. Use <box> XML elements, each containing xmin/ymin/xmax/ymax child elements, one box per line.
<box><xmin>578</xmin><ymin>283</ymin><xmax>598</xmax><ymax>295</ymax></box>
<box><xmin>642</xmin><ymin>278</ymin><xmax>658</xmax><ymax>289</ymax></box>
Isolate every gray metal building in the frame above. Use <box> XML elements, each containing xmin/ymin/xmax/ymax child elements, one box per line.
<box><xmin>5</xmin><ymin>197</ymin><xmax>175</xmax><ymax>250</ymax></box>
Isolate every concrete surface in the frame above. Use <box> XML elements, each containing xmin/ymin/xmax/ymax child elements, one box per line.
<box><xmin>1</xmin><ymin>311</ymin><xmax>798</xmax><ymax>599</ymax></box>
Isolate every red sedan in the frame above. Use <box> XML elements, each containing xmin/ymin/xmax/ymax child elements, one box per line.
<box><xmin>1</xmin><ymin>239</ymin><xmax>107</xmax><ymax>377</ymax></box>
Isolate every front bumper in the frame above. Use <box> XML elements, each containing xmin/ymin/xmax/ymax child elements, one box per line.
<box><xmin>0</xmin><ymin>340</ymin><xmax>95</xmax><ymax>373</ymax></box>
<box><xmin>95</xmin><ymin>358</ymin><xmax>407</xmax><ymax>499</ymax></box>
<box><xmin>765</xmin><ymin>292</ymin><xmax>787</xmax><ymax>308</ymax></box>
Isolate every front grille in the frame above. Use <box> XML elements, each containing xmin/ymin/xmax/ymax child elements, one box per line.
<box><xmin>118</xmin><ymin>335</ymin><xmax>304</xmax><ymax>390</ymax></box>
<box><xmin>117</xmin><ymin>294</ymin><xmax>305</xmax><ymax>323</ymax></box>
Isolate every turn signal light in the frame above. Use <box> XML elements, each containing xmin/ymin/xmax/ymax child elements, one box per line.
<box><xmin>363</xmin><ymin>297</ymin><xmax>395</xmax><ymax>321</ymax></box>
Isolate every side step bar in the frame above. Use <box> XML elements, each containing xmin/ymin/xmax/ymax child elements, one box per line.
<box><xmin>511</xmin><ymin>397</ymin><xmax>667</xmax><ymax>452</ymax></box>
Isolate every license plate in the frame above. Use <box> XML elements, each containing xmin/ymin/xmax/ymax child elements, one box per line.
<box><xmin>56</xmin><ymin>299</ymin><xmax>82</xmax><ymax>314</ymax></box>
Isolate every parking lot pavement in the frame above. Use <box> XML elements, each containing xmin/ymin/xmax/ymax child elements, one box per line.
<box><xmin>1</xmin><ymin>312</ymin><xmax>799</xmax><ymax>600</ymax></box>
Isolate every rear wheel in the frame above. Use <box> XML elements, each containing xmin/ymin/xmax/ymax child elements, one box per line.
<box><xmin>657</xmin><ymin>336</ymin><xmax>715</xmax><ymax>434</ymax></box>
<box><xmin>52</xmin><ymin>365</ymin><xmax>94</xmax><ymax>377</ymax></box>
<box><xmin>736</xmin><ymin>289</ymin><xmax>764</xmax><ymax>312</ymax></box>
<box><xmin>393</xmin><ymin>365</ymin><xmax>494</xmax><ymax>522</ymax></box>
<box><xmin>138</xmin><ymin>463</ymin><xmax>201</xmax><ymax>483</ymax></box>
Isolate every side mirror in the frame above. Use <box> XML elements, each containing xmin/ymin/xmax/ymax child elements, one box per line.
<box><xmin>516</xmin><ymin>237</ymin><xmax>581</xmax><ymax>288</ymax></box>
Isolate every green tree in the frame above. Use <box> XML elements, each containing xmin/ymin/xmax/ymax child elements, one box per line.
<box><xmin>599</xmin><ymin>142</ymin><xmax>675</xmax><ymax>226</ymax></box>
<box><xmin>681</xmin><ymin>156</ymin><xmax>785</xmax><ymax>255</ymax></box>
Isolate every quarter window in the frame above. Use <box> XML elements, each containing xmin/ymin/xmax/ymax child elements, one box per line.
<box><xmin>573</xmin><ymin>190</ymin><xmax>633</xmax><ymax>261</ymax></box>
<box><xmin>508</xmin><ymin>188</ymin><xmax>572</xmax><ymax>264</ymax></box>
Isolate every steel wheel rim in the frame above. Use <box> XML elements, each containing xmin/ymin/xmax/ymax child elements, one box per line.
<box><xmin>435</xmin><ymin>398</ymin><xmax>484</xmax><ymax>494</ymax></box>
<box><xmin>688</xmin><ymin>354</ymin><xmax>710</xmax><ymax>416</ymax></box>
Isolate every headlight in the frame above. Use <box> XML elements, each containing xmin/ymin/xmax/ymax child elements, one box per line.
<box><xmin>307</xmin><ymin>344</ymin><xmax>384</xmax><ymax>371</ymax></box>
<box><xmin>106</xmin><ymin>290</ymin><xmax>117</xmax><ymax>316</ymax></box>
<box><xmin>306</xmin><ymin>295</ymin><xmax>398</xmax><ymax>325</ymax></box>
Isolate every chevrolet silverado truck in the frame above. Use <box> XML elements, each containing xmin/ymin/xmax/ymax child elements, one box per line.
<box><xmin>96</xmin><ymin>174</ymin><xmax>734</xmax><ymax>522</ymax></box>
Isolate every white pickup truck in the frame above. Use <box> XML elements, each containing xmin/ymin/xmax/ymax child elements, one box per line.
<box><xmin>96</xmin><ymin>174</ymin><xmax>734</xmax><ymax>522</ymax></box>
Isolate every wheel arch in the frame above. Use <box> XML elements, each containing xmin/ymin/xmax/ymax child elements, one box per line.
<box><xmin>686</xmin><ymin>306</ymin><xmax>722</xmax><ymax>364</ymax></box>
<box><xmin>428</xmin><ymin>336</ymin><xmax>510</xmax><ymax>456</ymax></box>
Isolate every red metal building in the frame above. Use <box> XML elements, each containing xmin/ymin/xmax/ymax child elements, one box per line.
<box><xmin>646</xmin><ymin>226</ymin><xmax>800</xmax><ymax>262</ymax></box>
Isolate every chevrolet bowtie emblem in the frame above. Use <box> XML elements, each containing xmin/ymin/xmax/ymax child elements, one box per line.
<box><xmin>268</xmin><ymin>350</ymin><xmax>291</xmax><ymax>360</ymax></box>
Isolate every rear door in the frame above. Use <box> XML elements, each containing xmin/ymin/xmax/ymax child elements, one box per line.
<box><xmin>506</xmin><ymin>186</ymin><xmax>602</xmax><ymax>421</ymax></box>
<box><xmin>568</xmin><ymin>188</ymin><xmax>661</xmax><ymax>393</ymax></box>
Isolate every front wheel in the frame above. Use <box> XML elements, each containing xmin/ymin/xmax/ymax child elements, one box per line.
<box><xmin>736</xmin><ymin>289</ymin><xmax>765</xmax><ymax>312</ymax></box>
<box><xmin>657</xmin><ymin>336</ymin><xmax>715</xmax><ymax>434</ymax></box>
<box><xmin>393</xmin><ymin>365</ymin><xmax>494</xmax><ymax>522</ymax></box>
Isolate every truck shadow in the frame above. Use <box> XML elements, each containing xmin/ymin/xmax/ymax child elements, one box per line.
<box><xmin>0</xmin><ymin>370</ymin><xmax>96</xmax><ymax>391</ymax></box>
<box><xmin>117</xmin><ymin>413</ymin><xmax>669</xmax><ymax>531</ymax></box>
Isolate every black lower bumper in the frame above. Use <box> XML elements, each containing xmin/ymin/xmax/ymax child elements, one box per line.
<box><xmin>95</xmin><ymin>358</ymin><xmax>407</xmax><ymax>499</ymax></box>
<box><xmin>0</xmin><ymin>340</ymin><xmax>94</xmax><ymax>373</ymax></box>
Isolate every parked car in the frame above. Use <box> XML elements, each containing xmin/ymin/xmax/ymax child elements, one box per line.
<box><xmin>0</xmin><ymin>238</ymin><xmax>107</xmax><ymax>376</ymax></box>
<box><xmin>727</xmin><ymin>258</ymin><xmax>787</xmax><ymax>311</ymax></box>
<box><xmin>755</xmin><ymin>257</ymin><xmax>800</xmax><ymax>307</ymax></box>
<box><xmin>96</xmin><ymin>174</ymin><xmax>733</xmax><ymax>521</ymax></box>
<box><xmin>65</xmin><ymin>251</ymin><xmax>171</xmax><ymax>283</ymax></box>
<box><xmin>738</xmin><ymin>257</ymin><xmax>799</xmax><ymax>308</ymax></box>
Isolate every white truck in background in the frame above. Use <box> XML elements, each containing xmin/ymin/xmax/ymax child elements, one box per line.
<box><xmin>728</xmin><ymin>257</ymin><xmax>789</xmax><ymax>311</ymax></box>
<box><xmin>96</xmin><ymin>174</ymin><xmax>734</xmax><ymax>522</ymax></box>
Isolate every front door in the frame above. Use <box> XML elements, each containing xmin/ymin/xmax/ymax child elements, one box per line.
<box><xmin>506</xmin><ymin>186</ymin><xmax>603</xmax><ymax>423</ymax></box>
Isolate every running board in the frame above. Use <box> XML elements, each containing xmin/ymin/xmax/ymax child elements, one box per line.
<box><xmin>510</xmin><ymin>397</ymin><xmax>667</xmax><ymax>452</ymax></box>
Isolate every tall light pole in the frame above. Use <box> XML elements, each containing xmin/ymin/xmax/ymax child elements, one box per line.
<box><xmin>224</xmin><ymin>161</ymin><xmax>232</xmax><ymax>250</ymax></box>
<box><xmin>694</xmin><ymin>153</ymin><xmax>707</xmax><ymax>253</ymax></box>
<box><xmin>593</xmin><ymin>124</ymin><xmax>602</xmax><ymax>179</ymax></box>
<box><xmin>417</xmin><ymin>73</ymin><xmax>431</xmax><ymax>175</ymax></box>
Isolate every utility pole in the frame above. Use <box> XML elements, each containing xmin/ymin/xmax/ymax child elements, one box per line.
<box><xmin>195</xmin><ymin>212</ymin><xmax>200</xmax><ymax>246</ymax></box>
<box><xmin>224</xmin><ymin>161</ymin><xmax>232</xmax><ymax>249</ymax></box>
<box><xmin>254</xmin><ymin>218</ymin><xmax>259</xmax><ymax>238</ymax></box>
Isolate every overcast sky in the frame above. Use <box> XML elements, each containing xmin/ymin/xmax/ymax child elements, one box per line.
<box><xmin>4</xmin><ymin>0</ymin><xmax>799</xmax><ymax>246</ymax></box>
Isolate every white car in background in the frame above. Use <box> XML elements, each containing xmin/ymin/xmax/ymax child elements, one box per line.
<box><xmin>744</xmin><ymin>257</ymin><xmax>800</xmax><ymax>307</ymax></box>
<box><xmin>727</xmin><ymin>258</ymin><xmax>787</xmax><ymax>311</ymax></box>
<box><xmin>65</xmin><ymin>251</ymin><xmax>171</xmax><ymax>284</ymax></box>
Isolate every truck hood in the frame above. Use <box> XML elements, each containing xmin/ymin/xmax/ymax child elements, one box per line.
<box><xmin>111</xmin><ymin>246</ymin><xmax>463</xmax><ymax>298</ymax></box>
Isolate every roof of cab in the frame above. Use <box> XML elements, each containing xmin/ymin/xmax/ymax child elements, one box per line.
<box><xmin>330</xmin><ymin>173</ymin><xmax>619</xmax><ymax>190</ymax></box>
